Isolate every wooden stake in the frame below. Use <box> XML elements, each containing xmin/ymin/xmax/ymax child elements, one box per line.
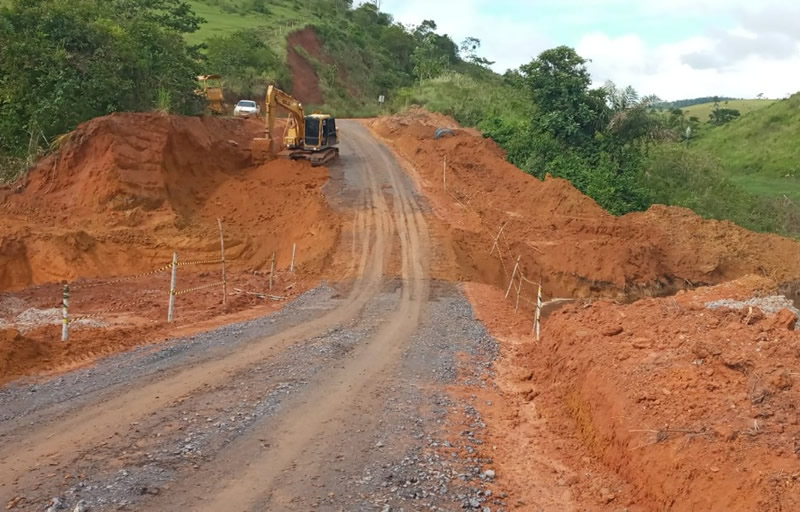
<box><xmin>505</xmin><ymin>256</ymin><xmax>521</xmax><ymax>299</ymax></box>
<box><xmin>168</xmin><ymin>252</ymin><xmax>178</xmax><ymax>323</ymax></box>
<box><xmin>61</xmin><ymin>284</ymin><xmax>70</xmax><ymax>342</ymax></box>
<box><xmin>443</xmin><ymin>156</ymin><xmax>447</xmax><ymax>191</ymax></box>
<box><xmin>290</xmin><ymin>243</ymin><xmax>297</xmax><ymax>273</ymax></box>
<box><xmin>489</xmin><ymin>222</ymin><xmax>507</xmax><ymax>255</ymax></box>
<box><xmin>218</xmin><ymin>218</ymin><xmax>227</xmax><ymax>306</ymax></box>
<box><xmin>515</xmin><ymin>272</ymin><xmax>522</xmax><ymax>313</ymax></box>
<box><xmin>269</xmin><ymin>251</ymin><xmax>276</xmax><ymax>290</ymax></box>
<box><xmin>534</xmin><ymin>283</ymin><xmax>543</xmax><ymax>341</ymax></box>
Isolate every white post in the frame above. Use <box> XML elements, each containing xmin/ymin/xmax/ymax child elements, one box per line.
<box><xmin>61</xmin><ymin>284</ymin><xmax>70</xmax><ymax>342</ymax></box>
<box><xmin>168</xmin><ymin>252</ymin><xmax>178</xmax><ymax>323</ymax></box>
<box><xmin>535</xmin><ymin>283</ymin><xmax>543</xmax><ymax>341</ymax></box>
<box><xmin>290</xmin><ymin>243</ymin><xmax>297</xmax><ymax>273</ymax></box>
<box><xmin>218</xmin><ymin>218</ymin><xmax>227</xmax><ymax>306</ymax></box>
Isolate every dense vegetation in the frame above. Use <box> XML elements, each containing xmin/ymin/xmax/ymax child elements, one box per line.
<box><xmin>1</xmin><ymin>0</ymin><xmax>797</xmax><ymax>238</ymax></box>
<box><xmin>397</xmin><ymin>49</ymin><xmax>800</xmax><ymax>236</ymax></box>
<box><xmin>656</xmin><ymin>97</ymin><xmax>738</xmax><ymax>110</ymax></box>
<box><xmin>0</xmin><ymin>0</ymin><xmax>205</xmax><ymax>179</ymax></box>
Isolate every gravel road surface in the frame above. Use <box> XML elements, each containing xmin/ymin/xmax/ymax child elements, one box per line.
<box><xmin>0</xmin><ymin>121</ymin><xmax>502</xmax><ymax>511</ymax></box>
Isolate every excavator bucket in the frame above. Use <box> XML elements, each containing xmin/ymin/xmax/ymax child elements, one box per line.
<box><xmin>250</xmin><ymin>137</ymin><xmax>274</xmax><ymax>165</ymax></box>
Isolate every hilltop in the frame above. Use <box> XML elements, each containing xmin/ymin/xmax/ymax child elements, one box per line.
<box><xmin>692</xmin><ymin>93</ymin><xmax>800</xmax><ymax>202</ymax></box>
<box><xmin>681</xmin><ymin>98</ymin><xmax>777</xmax><ymax>124</ymax></box>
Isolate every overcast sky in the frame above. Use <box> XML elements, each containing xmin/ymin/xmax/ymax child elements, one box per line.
<box><xmin>360</xmin><ymin>0</ymin><xmax>800</xmax><ymax>100</ymax></box>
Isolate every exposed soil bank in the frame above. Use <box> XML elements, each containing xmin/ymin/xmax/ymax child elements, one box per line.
<box><xmin>370</xmin><ymin>109</ymin><xmax>800</xmax><ymax>300</ymax></box>
<box><xmin>0</xmin><ymin>112</ymin><xmax>341</xmax><ymax>382</ymax></box>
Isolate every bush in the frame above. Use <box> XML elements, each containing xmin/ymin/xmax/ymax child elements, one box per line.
<box><xmin>0</xmin><ymin>0</ymin><xmax>204</xmax><ymax>157</ymax></box>
<box><xmin>205</xmin><ymin>29</ymin><xmax>292</xmax><ymax>99</ymax></box>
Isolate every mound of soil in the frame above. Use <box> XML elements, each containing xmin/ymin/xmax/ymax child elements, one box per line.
<box><xmin>0</xmin><ymin>328</ymin><xmax>51</xmax><ymax>381</ymax></box>
<box><xmin>0</xmin><ymin>113</ymin><xmax>340</xmax><ymax>291</ymax></box>
<box><xmin>5</xmin><ymin>113</ymin><xmax>254</xmax><ymax>218</ymax></box>
<box><xmin>529</xmin><ymin>277</ymin><xmax>800</xmax><ymax>510</ymax></box>
<box><xmin>287</xmin><ymin>27</ymin><xmax>325</xmax><ymax>105</ymax></box>
<box><xmin>370</xmin><ymin>109</ymin><xmax>800</xmax><ymax>298</ymax></box>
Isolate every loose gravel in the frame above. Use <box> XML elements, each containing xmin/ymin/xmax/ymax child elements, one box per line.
<box><xmin>706</xmin><ymin>295</ymin><xmax>800</xmax><ymax>319</ymax></box>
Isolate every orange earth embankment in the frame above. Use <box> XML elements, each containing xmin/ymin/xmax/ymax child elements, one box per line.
<box><xmin>0</xmin><ymin>112</ymin><xmax>341</xmax><ymax>383</ymax></box>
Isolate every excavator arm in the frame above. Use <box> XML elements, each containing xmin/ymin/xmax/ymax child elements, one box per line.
<box><xmin>265</xmin><ymin>85</ymin><xmax>305</xmax><ymax>149</ymax></box>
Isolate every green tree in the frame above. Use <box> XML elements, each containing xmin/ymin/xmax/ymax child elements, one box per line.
<box><xmin>709</xmin><ymin>100</ymin><xmax>741</xmax><ymax>125</ymax></box>
<box><xmin>0</xmin><ymin>0</ymin><xmax>203</xmax><ymax>157</ymax></box>
<box><xmin>604</xmin><ymin>82</ymin><xmax>670</xmax><ymax>143</ymax></box>
<box><xmin>411</xmin><ymin>36</ymin><xmax>447</xmax><ymax>82</ymax></box>
<box><xmin>205</xmin><ymin>29</ymin><xmax>291</xmax><ymax>98</ymax></box>
<box><xmin>520</xmin><ymin>46</ymin><xmax>608</xmax><ymax>144</ymax></box>
<box><xmin>459</xmin><ymin>37</ymin><xmax>495</xmax><ymax>68</ymax></box>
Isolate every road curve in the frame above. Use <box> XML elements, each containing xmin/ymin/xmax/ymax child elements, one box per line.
<box><xmin>0</xmin><ymin>121</ymin><xmax>463</xmax><ymax>511</ymax></box>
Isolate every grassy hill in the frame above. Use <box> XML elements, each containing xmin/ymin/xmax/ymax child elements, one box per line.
<box><xmin>185</xmin><ymin>1</ymin><xmax>311</xmax><ymax>53</ymax></box>
<box><xmin>681</xmin><ymin>99</ymin><xmax>777</xmax><ymax>124</ymax></box>
<box><xmin>692</xmin><ymin>94</ymin><xmax>800</xmax><ymax>202</ymax></box>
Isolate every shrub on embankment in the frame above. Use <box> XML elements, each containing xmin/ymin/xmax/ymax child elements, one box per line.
<box><xmin>0</xmin><ymin>0</ymin><xmax>205</xmax><ymax>180</ymax></box>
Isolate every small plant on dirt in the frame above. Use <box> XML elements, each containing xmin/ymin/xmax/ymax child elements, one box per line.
<box><xmin>155</xmin><ymin>88</ymin><xmax>174</xmax><ymax>114</ymax></box>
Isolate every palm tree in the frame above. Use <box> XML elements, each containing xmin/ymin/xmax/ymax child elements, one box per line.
<box><xmin>603</xmin><ymin>81</ymin><xmax>674</xmax><ymax>143</ymax></box>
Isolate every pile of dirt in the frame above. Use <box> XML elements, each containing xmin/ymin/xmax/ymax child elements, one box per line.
<box><xmin>0</xmin><ymin>328</ymin><xmax>51</xmax><ymax>381</ymax></box>
<box><xmin>0</xmin><ymin>112</ymin><xmax>340</xmax><ymax>291</ymax></box>
<box><xmin>0</xmin><ymin>112</ymin><xmax>340</xmax><ymax>383</ymax></box>
<box><xmin>370</xmin><ymin>109</ymin><xmax>800</xmax><ymax>299</ymax></box>
<box><xmin>463</xmin><ymin>278</ymin><xmax>800</xmax><ymax>510</ymax></box>
<box><xmin>3</xmin><ymin>113</ymin><xmax>254</xmax><ymax>218</ymax></box>
<box><xmin>526</xmin><ymin>277</ymin><xmax>800</xmax><ymax>510</ymax></box>
<box><xmin>287</xmin><ymin>27</ymin><xmax>325</xmax><ymax>105</ymax></box>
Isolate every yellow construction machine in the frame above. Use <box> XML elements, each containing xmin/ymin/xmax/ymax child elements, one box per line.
<box><xmin>197</xmin><ymin>74</ymin><xmax>225</xmax><ymax>115</ymax></box>
<box><xmin>251</xmin><ymin>85</ymin><xmax>339</xmax><ymax>166</ymax></box>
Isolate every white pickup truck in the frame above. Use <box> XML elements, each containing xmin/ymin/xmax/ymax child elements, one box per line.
<box><xmin>233</xmin><ymin>100</ymin><xmax>260</xmax><ymax>118</ymax></box>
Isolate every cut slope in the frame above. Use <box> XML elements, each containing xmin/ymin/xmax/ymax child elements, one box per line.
<box><xmin>287</xmin><ymin>27</ymin><xmax>325</xmax><ymax>105</ymax></box>
<box><xmin>0</xmin><ymin>112</ymin><xmax>340</xmax><ymax>291</ymax></box>
<box><xmin>371</xmin><ymin>109</ymin><xmax>800</xmax><ymax>299</ymax></box>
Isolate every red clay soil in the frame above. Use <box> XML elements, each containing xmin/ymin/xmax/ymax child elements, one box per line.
<box><xmin>0</xmin><ymin>112</ymin><xmax>340</xmax><ymax>383</ymax></box>
<box><xmin>370</xmin><ymin>109</ymin><xmax>800</xmax><ymax>301</ymax></box>
<box><xmin>287</xmin><ymin>27</ymin><xmax>325</xmax><ymax>105</ymax></box>
<box><xmin>464</xmin><ymin>277</ymin><xmax>800</xmax><ymax>511</ymax></box>
<box><xmin>372</xmin><ymin>109</ymin><xmax>800</xmax><ymax>510</ymax></box>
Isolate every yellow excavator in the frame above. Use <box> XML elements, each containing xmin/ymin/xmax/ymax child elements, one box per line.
<box><xmin>197</xmin><ymin>74</ymin><xmax>225</xmax><ymax>115</ymax></box>
<box><xmin>251</xmin><ymin>85</ymin><xmax>339</xmax><ymax>166</ymax></box>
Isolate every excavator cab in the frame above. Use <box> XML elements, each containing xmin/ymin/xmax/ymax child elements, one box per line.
<box><xmin>304</xmin><ymin>114</ymin><xmax>338</xmax><ymax>150</ymax></box>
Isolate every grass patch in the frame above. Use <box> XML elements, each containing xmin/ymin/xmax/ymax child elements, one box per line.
<box><xmin>690</xmin><ymin>94</ymin><xmax>800</xmax><ymax>201</ymax></box>
<box><xmin>680</xmin><ymin>99</ymin><xmax>777</xmax><ymax>124</ymax></box>
<box><xmin>186</xmin><ymin>0</ymin><xmax>316</xmax><ymax>55</ymax></box>
<box><xmin>645</xmin><ymin>144</ymin><xmax>800</xmax><ymax>237</ymax></box>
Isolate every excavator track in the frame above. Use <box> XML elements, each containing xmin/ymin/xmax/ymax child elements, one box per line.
<box><xmin>287</xmin><ymin>147</ymin><xmax>340</xmax><ymax>167</ymax></box>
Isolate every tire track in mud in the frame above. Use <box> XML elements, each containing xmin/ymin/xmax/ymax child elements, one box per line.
<box><xmin>151</xmin><ymin>121</ymin><xmax>432</xmax><ymax>511</ymax></box>
<box><xmin>0</xmin><ymin>123</ymin><xmax>395</xmax><ymax>501</ymax></box>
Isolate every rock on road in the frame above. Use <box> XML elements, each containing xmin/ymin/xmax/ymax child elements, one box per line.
<box><xmin>0</xmin><ymin>121</ymin><xmax>501</xmax><ymax>511</ymax></box>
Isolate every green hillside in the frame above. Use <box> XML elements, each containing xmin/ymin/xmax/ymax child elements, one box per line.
<box><xmin>692</xmin><ymin>94</ymin><xmax>800</xmax><ymax>202</ymax></box>
<box><xmin>185</xmin><ymin>1</ymin><xmax>311</xmax><ymax>52</ymax></box>
<box><xmin>682</xmin><ymin>99</ymin><xmax>777</xmax><ymax>124</ymax></box>
<box><xmin>2</xmin><ymin>0</ymin><xmax>799</xmax><ymax>237</ymax></box>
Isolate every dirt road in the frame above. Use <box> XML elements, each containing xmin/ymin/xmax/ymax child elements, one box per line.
<box><xmin>0</xmin><ymin>122</ymin><xmax>500</xmax><ymax>511</ymax></box>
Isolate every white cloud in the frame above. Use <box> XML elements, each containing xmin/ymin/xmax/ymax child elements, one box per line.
<box><xmin>360</xmin><ymin>0</ymin><xmax>800</xmax><ymax>99</ymax></box>
<box><xmin>577</xmin><ymin>31</ymin><xmax>800</xmax><ymax>99</ymax></box>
